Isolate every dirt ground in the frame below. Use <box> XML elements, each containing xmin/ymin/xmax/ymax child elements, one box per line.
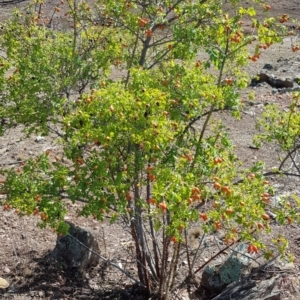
<box><xmin>0</xmin><ymin>1</ymin><xmax>300</xmax><ymax>299</ymax></box>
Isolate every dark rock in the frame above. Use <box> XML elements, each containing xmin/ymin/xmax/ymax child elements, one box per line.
<box><xmin>201</xmin><ymin>257</ymin><xmax>244</xmax><ymax>293</ymax></box>
<box><xmin>200</xmin><ymin>244</ymin><xmax>252</xmax><ymax>295</ymax></box>
<box><xmin>208</xmin><ymin>257</ymin><xmax>298</xmax><ymax>300</ymax></box>
<box><xmin>277</xmin><ymin>57</ymin><xmax>288</xmax><ymax>63</ymax></box>
<box><xmin>52</xmin><ymin>222</ymin><xmax>99</xmax><ymax>272</ymax></box>
<box><xmin>262</xmin><ymin>63</ymin><xmax>273</xmax><ymax>70</ymax></box>
<box><xmin>267</xmin><ymin>75</ymin><xmax>293</xmax><ymax>88</ymax></box>
<box><xmin>251</xmin><ymin>72</ymin><xmax>294</xmax><ymax>89</ymax></box>
<box><xmin>211</xmin><ymin>275</ymin><xmax>282</xmax><ymax>300</ymax></box>
<box><xmin>250</xmin><ymin>72</ymin><xmax>270</xmax><ymax>86</ymax></box>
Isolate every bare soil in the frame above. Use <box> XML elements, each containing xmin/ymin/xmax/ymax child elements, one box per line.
<box><xmin>1</xmin><ymin>1</ymin><xmax>300</xmax><ymax>299</ymax></box>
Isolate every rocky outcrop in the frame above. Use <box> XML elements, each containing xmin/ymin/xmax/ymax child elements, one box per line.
<box><xmin>52</xmin><ymin>222</ymin><xmax>99</xmax><ymax>272</ymax></box>
<box><xmin>211</xmin><ymin>275</ymin><xmax>282</xmax><ymax>300</ymax></box>
<box><xmin>251</xmin><ymin>72</ymin><xmax>294</xmax><ymax>89</ymax></box>
<box><xmin>199</xmin><ymin>246</ymin><xmax>298</xmax><ymax>300</ymax></box>
<box><xmin>249</xmin><ymin>56</ymin><xmax>300</xmax><ymax>93</ymax></box>
<box><xmin>212</xmin><ymin>271</ymin><xmax>299</xmax><ymax>300</ymax></box>
<box><xmin>201</xmin><ymin>257</ymin><xmax>244</xmax><ymax>294</ymax></box>
<box><xmin>200</xmin><ymin>243</ymin><xmax>252</xmax><ymax>296</ymax></box>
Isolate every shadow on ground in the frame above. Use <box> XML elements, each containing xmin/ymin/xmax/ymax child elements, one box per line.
<box><xmin>2</xmin><ymin>250</ymin><xmax>149</xmax><ymax>300</ymax></box>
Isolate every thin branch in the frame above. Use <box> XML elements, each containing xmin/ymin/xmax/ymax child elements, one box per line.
<box><xmin>278</xmin><ymin>145</ymin><xmax>300</xmax><ymax>172</ymax></box>
<box><xmin>194</xmin><ymin>229</ymin><xmax>256</xmax><ymax>275</ymax></box>
<box><xmin>263</xmin><ymin>171</ymin><xmax>300</xmax><ymax>178</ymax></box>
<box><xmin>142</xmin><ymin>222</ymin><xmax>159</xmax><ymax>281</ymax></box>
<box><xmin>147</xmin><ymin>42</ymin><xmax>178</xmax><ymax>69</ymax></box>
<box><xmin>46</xmin><ymin>125</ymin><xmax>64</xmax><ymax>138</ymax></box>
<box><xmin>233</xmin><ymin>168</ymin><xmax>300</xmax><ymax>186</ymax></box>
<box><xmin>179</xmin><ymin>110</ymin><xmax>215</xmax><ymax>141</ymax></box>
<box><xmin>191</xmin><ymin>233</ymin><xmax>206</xmax><ymax>270</ymax></box>
<box><xmin>189</xmin><ymin>27</ymin><xmax>230</xmax><ymax>170</ymax></box>
<box><xmin>0</xmin><ymin>161</ymin><xmax>25</xmax><ymax>167</ymax></box>
<box><xmin>287</xmin><ymin>149</ymin><xmax>300</xmax><ymax>174</ymax></box>
<box><xmin>184</xmin><ymin>229</ymin><xmax>192</xmax><ymax>276</ymax></box>
<box><xmin>125</xmin><ymin>19</ymin><xmax>142</xmax><ymax>86</ymax></box>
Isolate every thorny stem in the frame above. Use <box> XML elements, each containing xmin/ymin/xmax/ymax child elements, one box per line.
<box><xmin>48</xmin><ymin>5</ymin><xmax>58</xmax><ymax>28</ymax></box>
<box><xmin>184</xmin><ymin>229</ymin><xmax>192</xmax><ymax>276</ymax></box>
<box><xmin>191</xmin><ymin>233</ymin><xmax>206</xmax><ymax>270</ymax></box>
<box><xmin>124</xmin><ymin>3</ymin><xmax>147</xmax><ymax>86</ymax></box>
<box><xmin>37</xmin><ymin>3</ymin><xmax>42</xmax><ymax>16</ymax></box>
<box><xmin>169</xmin><ymin>241</ymin><xmax>180</xmax><ymax>292</ymax></box>
<box><xmin>139</xmin><ymin>35</ymin><xmax>152</xmax><ymax>67</ymax></box>
<box><xmin>131</xmin><ymin>221</ymin><xmax>146</xmax><ymax>285</ymax></box>
<box><xmin>165</xmin><ymin>241</ymin><xmax>180</xmax><ymax>300</ymax></box>
<box><xmin>125</xmin><ymin>27</ymin><xmax>140</xmax><ymax>87</ymax></box>
<box><xmin>132</xmin><ymin>145</ymin><xmax>158</xmax><ymax>291</ymax></box>
<box><xmin>147</xmin><ymin>166</ymin><xmax>160</xmax><ymax>280</ymax></box>
<box><xmin>132</xmin><ymin>145</ymin><xmax>150</xmax><ymax>289</ymax></box>
<box><xmin>158</xmin><ymin>217</ymin><xmax>169</xmax><ymax>298</ymax></box>
<box><xmin>70</xmin><ymin>0</ymin><xmax>78</xmax><ymax>55</ymax></box>
<box><xmin>142</xmin><ymin>223</ymin><xmax>158</xmax><ymax>283</ymax></box>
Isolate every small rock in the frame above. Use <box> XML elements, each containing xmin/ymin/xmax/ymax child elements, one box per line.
<box><xmin>35</xmin><ymin>136</ymin><xmax>46</xmax><ymax>143</ymax></box>
<box><xmin>23</xmin><ymin>267</ymin><xmax>32</xmax><ymax>277</ymax></box>
<box><xmin>0</xmin><ymin>148</ymin><xmax>7</xmax><ymax>155</ymax></box>
<box><xmin>273</xmin><ymin>258</ymin><xmax>296</xmax><ymax>271</ymax></box>
<box><xmin>262</xmin><ymin>63</ymin><xmax>273</xmax><ymax>70</ymax></box>
<box><xmin>3</xmin><ymin>266</ymin><xmax>10</xmax><ymax>274</ymax></box>
<box><xmin>280</xmin><ymin>262</ymin><xmax>295</xmax><ymax>271</ymax></box>
<box><xmin>38</xmin><ymin>290</ymin><xmax>45</xmax><ymax>297</ymax></box>
<box><xmin>0</xmin><ymin>277</ymin><xmax>9</xmax><ymax>289</ymax></box>
<box><xmin>243</xmin><ymin>110</ymin><xmax>255</xmax><ymax>117</ymax></box>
